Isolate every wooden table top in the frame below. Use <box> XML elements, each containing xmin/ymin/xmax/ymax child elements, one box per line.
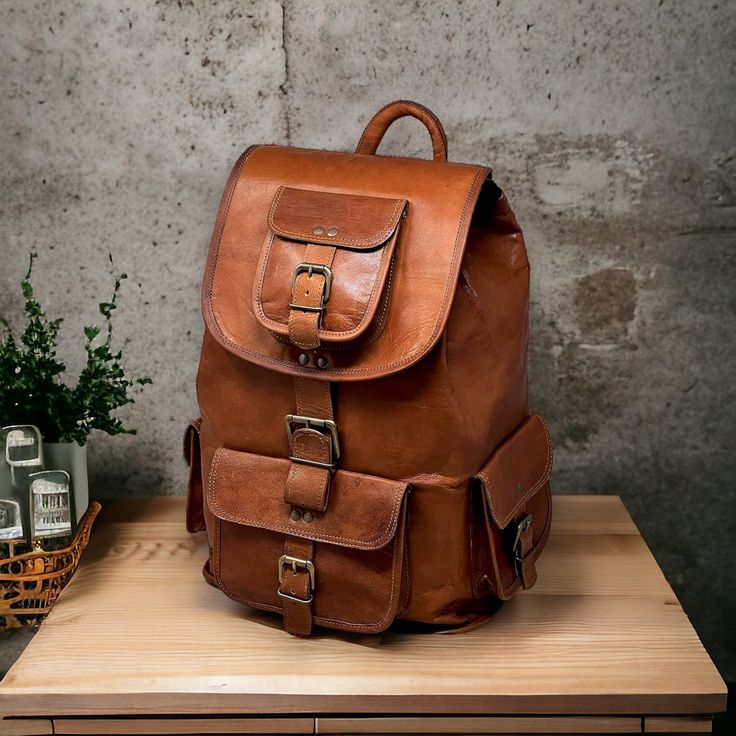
<box><xmin>0</xmin><ymin>495</ymin><xmax>726</xmax><ymax>721</ymax></box>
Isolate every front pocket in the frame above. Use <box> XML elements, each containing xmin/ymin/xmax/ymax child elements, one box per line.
<box><xmin>253</xmin><ymin>186</ymin><xmax>407</xmax><ymax>345</ymax></box>
<box><xmin>471</xmin><ymin>414</ymin><xmax>553</xmax><ymax>600</ymax></box>
<box><xmin>207</xmin><ymin>447</ymin><xmax>410</xmax><ymax>633</ymax></box>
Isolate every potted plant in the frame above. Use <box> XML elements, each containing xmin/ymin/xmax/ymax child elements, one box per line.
<box><xmin>0</xmin><ymin>254</ymin><xmax>151</xmax><ymax>550</ymax></box>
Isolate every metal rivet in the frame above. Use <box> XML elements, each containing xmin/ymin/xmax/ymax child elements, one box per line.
<box><xmin>316</xmin><ymin>356</ymin><xmax>329</xmax><ymax>369</ymax></box>
<box><xmin>298</xmin><ymin>353</ymin><xmax>309</xmax><ymax>366</ymax></box>
<box><xmin>290</xmin><ymin>509</ymin><xmax>302</xmax><ymax>521</ymax></box>
<box><xmin>313</xmin><ymin>226</ymin><xmax>325</xmax><ymax>236</ymax></box>
<box><xmin>326</xmin><ymin>227</ymin><xmax>338</xmax><ymax>237</ymax></box>
<box><xmin>303</xmin><ymin>512</ymin><xmax>314</xmax><ymax>523</ymax></box>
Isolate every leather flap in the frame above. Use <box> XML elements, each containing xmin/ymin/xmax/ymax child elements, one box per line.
<box><xmin>254</xmin><ymin>187</ymin><xmax>405</xmax><ymax>342</ymax></box>
<box><xmin>475</xmin><ymin>415</ymin><xmax>552</xmax><ymax>529</ymax></box>
<box><xmin>201</xmin><ymin>145</ymin><xmax>489</xmax><ymax>381</ymax></box>
<box><xmin>207</xmin><ymin>447</ymin><xmax>408</xmax><ymax>550</ymax></box>
<box><xmin>269</xmin><ymin>186</ymin><xmax>407</xmax><ymax>250</ymax></box>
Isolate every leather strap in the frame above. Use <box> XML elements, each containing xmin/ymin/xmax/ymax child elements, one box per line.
<box><xmin>280</xmin><ymin>378</ymin><xmax>335</xmax><ymax>636</ymax></box>
<box><xmin>284</xmin><ymin>378</ymin><xmax>335</xmax><ymax>512</ymax></box>
<box><xmin>516</xmin><ymin>517</ymin><xmax>538</xmax><ymax>589</ymax></box>
<box><xmin>285</xmin><ymin>430</ymin><xmax>332</xmax><ymax>512</ymax></box>
<box><xmin>288</xmin><ymin>244</ymin><xmax>336</xmax><ymax>349</ymax></box>
<box><xmin>355</xmin><ymin>100</ymin><xmax>448</xmax><ymax>162</ymax></box>
<box><xmin>278</xmin><ymin>537</ymin><xmax>314</xmax><ymax>637</ymax></box>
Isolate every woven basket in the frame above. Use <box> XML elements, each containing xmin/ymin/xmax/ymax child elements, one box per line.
<box><xmin>0</xmin><ymin>501</ymin><xmax>101</xmax><ymax>628</ymax></box>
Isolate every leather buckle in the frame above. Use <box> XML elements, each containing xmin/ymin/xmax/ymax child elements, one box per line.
<box><xmin>289</xmin><ymin>263</ymin><xmax>333</xmax><ymax>312</ymax></box>
<box><xmin>284</xmin><ymin>414</ymin><xmax>340</xmax><ymax>468</ymax></box>
<box><xmin>278</xmin><ymin>554</ymin><xmax>315</xmax><ymax>603</ymax></box>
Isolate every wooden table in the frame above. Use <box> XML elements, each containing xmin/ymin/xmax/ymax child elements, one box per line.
<box><xmin>0</xmin><ymin>496</ymin><xmax>726</xmax><ymax>735</ymax></box>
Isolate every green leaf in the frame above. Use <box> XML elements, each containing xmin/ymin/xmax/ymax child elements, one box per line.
<box><xmin>84</xmin><ymin>325</ymin><xmax>100</xmax><ymax>341</ymax></box>
<box><xmin>0</xmin><ymin>253</ymin><xmax>151</xmax><ymax>443</ymax></box>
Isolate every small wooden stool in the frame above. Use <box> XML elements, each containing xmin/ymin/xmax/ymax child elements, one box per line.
<box><xmin>0</xmin><ymin>496</ymin><xmax>726</xmax><ymax>735</ymax></box>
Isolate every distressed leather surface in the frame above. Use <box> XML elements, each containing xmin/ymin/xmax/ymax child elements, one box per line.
<box><xmin>472</xmin><ymin>416</ymin><xmax>553</xmax><ymax>601</ymax></box>
<box><xmin>268</xmin><ymin>186</ymin><xmax>407</xmax><ymax>249</ymax></box>
<box><xmin>476</xmin><ymin>414</ymin><xmax>553</xmax><ymax>530</ymax></box>
<box><xmin>188</xmin><ymin>100</ymin><xmax>553</xmax><ymax>635</ymax></box>
<box><xmin>201</xmin><ymin>145</ymin><xmax>488</xmax><ymax>381</ymax></box>
<box><xmin>208</xmin><ymin>447</ymin><xmax>408</xmax><ymax>551</ymax></box>
<box><xmin>209</xmin><ymin>446</ymin><xmax>410</xmax><ymax>633</ymax></box>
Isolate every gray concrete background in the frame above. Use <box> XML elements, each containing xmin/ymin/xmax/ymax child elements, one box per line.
<box><xmin>0</xmin><ymin>0</ymin><xmax>734</xmax><ymax>705</ymax></box>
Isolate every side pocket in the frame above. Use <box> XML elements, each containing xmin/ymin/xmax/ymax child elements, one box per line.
<box><xmin>183</xmin><ymin>418</ymin><xmax>205</xmax><ymax>533</ymax></box>
<box><xmin>471</xmin><ymin>414</ymin><xmax>553</xmax><ymax>601</ymax></box>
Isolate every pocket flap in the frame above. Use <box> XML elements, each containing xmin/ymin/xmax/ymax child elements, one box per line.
<box><xmin>254</xmin><ymin>187</ymin><xmax>407</xmax><ymax>343</ymax></box>
<box><xmin>207</xmin><ymin>448</ymin><xmax>408</xmax><ymax>550</ymax></box>
<box><xmin>269</xmin><ymin>186</ymin><xmax>407</xmax><ymax>250</ymax></box>
<box><xmin>475</xmin><ymin>415</ymin><xmax>552</xmax><ymax>529</ymax></box>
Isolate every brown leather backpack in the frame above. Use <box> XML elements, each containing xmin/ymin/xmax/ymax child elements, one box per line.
<box><xmin>185</xmin><ymin>100</ymin><xmax>553</xmax><ymax>637</ymax></box>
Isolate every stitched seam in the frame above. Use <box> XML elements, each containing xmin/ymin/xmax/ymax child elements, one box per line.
<box><xmin>314</xmin><ymin>534</ymin><xmax>400</xmax><ymax>631</ymax></box>
<box><xmin>205</xmin><ymin>164</ymin><xmax>488</xmax><ymax>377</ymax></box>
<box><xmin>469</xmin><ymin>482</ymin><xmax>496</xmax><ymax>596</ymax></box>
<box><xmin>213</xmin><ymin>501</ymin><xmax>407</xmax><ymax>631</ymax></box>
<box><xmin>215</xmin><ymin>535</ymin><xmax>402</xmax><ymax>631</ymax></box>
<box><xmin>479</xmin><ymin>416</ymin><xmax>553</xmax><ymax>529</ymax></box>
<box><xmin>294</xmin><ymin>377</ymin><xmax>333</xmax><ymax>419</ymax></box>
<box><xmin>207</xmin><ymin>449</ymin><xmax>407</xmax><ymax>549</ymax></box>
<box><xmin>317</xmin><ymin>242</ymin><xmax>398</xmax><ymax>352</ymax></box>
<box><xmin>203</xmin><ymin>144</ymin><xmax>259</xmax><ymax>312</ymax></box>
<box><xmin>316</xmin><ymin>495</ymin><xmax>407</xmax><ymax>631</ymax></box>
<box><xmin>268</xmin><ymin>189</ymin><xmax>406</xmax><ymax>247</ymax></box>
<box><xmin>288</xmin><ymin>309</ymin><xmax>320</xmax><ymax>349</ymax></box>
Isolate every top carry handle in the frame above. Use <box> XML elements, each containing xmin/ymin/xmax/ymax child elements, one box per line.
<box><xmin>355</xmin><ymin>99</ymin><xmax>448</xmax><ymax>162</ymax></box>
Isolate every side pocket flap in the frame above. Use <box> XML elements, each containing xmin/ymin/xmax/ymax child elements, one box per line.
<box><xmin>207</xmin><ymin>448</ymin><xmax>408</xmax><ymax>550</ymax></box>
<box><xmin>475</xmin><ymin>415</ymin><xmax>552</xmax><ymax>529</ymax></box>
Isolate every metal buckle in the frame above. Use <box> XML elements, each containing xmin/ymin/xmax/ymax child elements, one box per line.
<box><xmin>512</xmin><ymin>513</ymin><xmax>534</xmax><ymax>574</ymax></box>
<box><xmin>284</xmin><ymin>414</ymin><xmax>340</xmax><ymax>468</ymax></box>
<box><xmin>289</xmin><ymin>263</ymin><xmax>333</xmax><ymax>311</ymax></box>
<box><xmin>278</xmin><ymin>554</ymin><xmax>315</xmax><ymax>604</ymax></box>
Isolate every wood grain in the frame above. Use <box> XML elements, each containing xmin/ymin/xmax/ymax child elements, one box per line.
<box><xmin>0</xmin><ymin>496</ymin><xmax>726</xmax><ymax>719</ymax></box>
<box><xmin>0</xmin><ymin>720</ymin><xmax>52</xmax><ymax>736</ymax></box>
<box><xmin>316</xmin><ymin>715</ymin><xmax>642</xmax><ymax>733</ymax></box>
<box><xmin>53</xmin><ymin>717</ymin><xmax>314</xmax><ymax>734</ymax></box>
<box><xmin>644</xmin><ymin>715</ymin><xmax>713</xmax><ymax>732</ymax></box>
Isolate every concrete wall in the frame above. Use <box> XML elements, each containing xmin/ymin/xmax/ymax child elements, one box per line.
<box><xmin>1</xmin><ymin>0</ymin><xmax>734</xmax><ymax>693</ymax></box>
